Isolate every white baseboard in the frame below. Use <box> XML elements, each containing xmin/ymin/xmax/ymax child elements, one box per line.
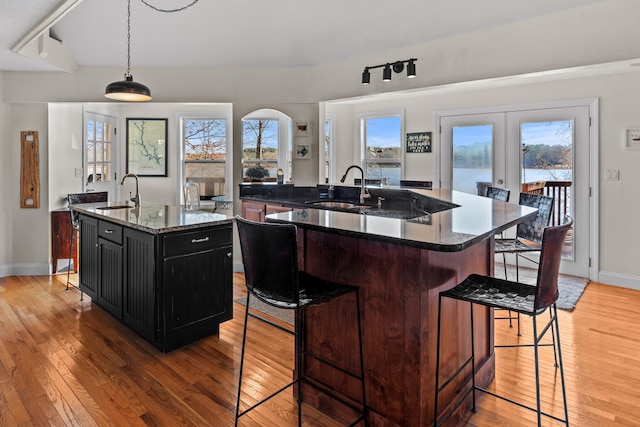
<box><xmin>233</xmin><ymin>260</ymin><xmax>244</xmax><ymax>273</ymax></box>
<box><xmin>597</xmin><ymin>271</ymin><xmax>640</xmax><ymax>291</ymax></box>
<box><xmin>0</xmin><ymin>263</ymin><xmax>50</xmax><ymax>278</ymax></box>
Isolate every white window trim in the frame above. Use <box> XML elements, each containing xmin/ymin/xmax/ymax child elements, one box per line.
<box><xmin>178</xmin><ymin>112</ymin><xmax>233</xmax><ymax>205</ymax></box>
<box><xmin>357</xmin><ymin>109</ymin><xmax>405</xmax><ymax>179</ymax></box>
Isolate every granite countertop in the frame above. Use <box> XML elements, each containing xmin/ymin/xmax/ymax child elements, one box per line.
<box><xmin>70</xmin><ymin>201</ymin><xmax>233</xmax><ymax>234</ymax></box>
<box><xmin>250</xmin><ymin>187</ymin><xmax>537</xmax><ymax>252</ymax></box>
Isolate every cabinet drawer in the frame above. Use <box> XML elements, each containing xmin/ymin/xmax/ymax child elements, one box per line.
<box><xmin>163</xmin><ymin>226</ymin><xmax>231</xmax><ymax>257</ymax></box>
<box><xmin>98</xmin><ymin>221</ymin><xmax>123</xmax><ymax>245</ymax></box>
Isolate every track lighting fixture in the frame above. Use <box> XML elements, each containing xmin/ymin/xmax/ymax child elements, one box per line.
<box><xmin>361</xmin><ymin>58</ymin><xmax>417</xmax><ymax>84</ymax></box>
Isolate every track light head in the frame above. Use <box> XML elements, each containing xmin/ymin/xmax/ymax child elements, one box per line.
<box><xmin>407</xmin><ymin>59</ymin><xmax>416</xmax><ymax>78</ymax></box>
<box><xmin>383</xmin><ymin>64</ymin><xmax>392</xmax><ymax>81</ymax></box>
<box><xmin>362</xmin><ymin>68</ymin><xmax>370</xmax><ymax>85</ymax></box>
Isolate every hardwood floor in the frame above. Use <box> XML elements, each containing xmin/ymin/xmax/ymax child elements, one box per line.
<box><xmin>0</xmin><ymin>273</ymin><xmax>638</xmax><ymax>426</ymax></box>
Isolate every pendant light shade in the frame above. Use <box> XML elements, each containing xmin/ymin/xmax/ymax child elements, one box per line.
<box><xmin>105</xmin><ymin>74</ymin><xmax>151</xmax><ymax>101</ymax></box>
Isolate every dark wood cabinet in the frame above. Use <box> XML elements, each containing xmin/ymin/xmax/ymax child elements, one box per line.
<box><xmin>79</xmin><ymin>216</ymin><xmax>99</xmax><ymax>300</ymax></box>
<box><xmin>51</xmin><ymin>209</ymin><xmax>74</xmax><ymax>274</ymax></box>
<box><xmin>78</xmin><ymin>213</ymin><xmax>233</xmax><ymax>352</ymax></box>
<box><xmin>241</xmin><ymin>200</ymin><xmax>265</xmax><ymax>222</ymax></box>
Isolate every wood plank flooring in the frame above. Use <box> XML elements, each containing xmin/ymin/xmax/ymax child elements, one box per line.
<box><xmin>0</xmin><ymin>273</ymin><xmax>638</xmax><ymax>426</ymax></box>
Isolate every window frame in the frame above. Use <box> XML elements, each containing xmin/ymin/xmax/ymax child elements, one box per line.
<box><xmin>180</xmin><ymin>114</ymin><xmax>232</xmax><ymax>205</ymax></box>
<box><xmin>358</xmin><ymin>110</ymin><xmax>405</xmax><ymax>184</ymax></box>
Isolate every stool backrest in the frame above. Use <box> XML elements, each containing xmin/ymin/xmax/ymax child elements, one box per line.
<box><xmin>67</xmin><ymin>192</ymin><xmax>109</xmax><ymax>225</ymax></box>
<box><xmin>236</xmin><ymin>216</ymin><xmax>300</xmax><ymax>304</ymax></box>
<box><xmin>485</xmin><ymin>186</ymin><xmax>510</xmax><ymax>202</ymax></box>
<box><xmin>535</xmin><ymin>215</ymin><xmax>573</xmax><ymax>310</ymax></box>
<box><xmin>517</xmin><ymin>193</ymin><xmax>554</xmax><ymax>244</ymax></box>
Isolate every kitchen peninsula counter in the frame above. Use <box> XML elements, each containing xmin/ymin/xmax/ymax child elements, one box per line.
<box><xmin>246</xmin><ymin>187</ymin><xmax>536</xmax><ymax>426</ymax></box>
<box><xmin>70</xmin><ymin>202</ymin><xmax>233</xmax><ymax>352</ymax></box>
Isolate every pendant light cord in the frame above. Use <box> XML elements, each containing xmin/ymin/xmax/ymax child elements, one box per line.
<box><xmin>126</xmin><ymin>0</ymin><xmax>131</xmax><ymax>77</ymax></box>
<box><xmin>140</xmin><ymin>0</ymin><xmax>199</xmax><ymax>13</ymax></box>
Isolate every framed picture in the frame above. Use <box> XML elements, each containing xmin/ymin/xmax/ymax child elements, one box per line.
<box><xmin>296</xmin><ymin>144</ymin><xmax>311</xmax><ymax>159</ymax></box>
<box><xmin>126</xmin><ymin>118</ymin><xmax>168</xmax><ymax>176</ymax></box>
<box><xmin>626</xmin><ymin>128</ymin><xmax>640</xmax><ymax>149</ymax></box>
<box><xmin>295</xmin><ymin>121</ymin><xmax>310</xmax><ymax>136</ymax></box>
<box><xmin>406</xmin><ymin>131</ymin><xmax>432</xmax><ymax>153</ymax></box>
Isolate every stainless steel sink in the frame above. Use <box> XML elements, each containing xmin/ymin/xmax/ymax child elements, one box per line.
<box><xmin>96</xmin><ymin>205</ymin><xmax>133</xmax><ymax>210</ymax></box>
<box><xmin>310</xmin><ymin>201</ymin><xmax>368</xmax><ymax>209</ymax></box>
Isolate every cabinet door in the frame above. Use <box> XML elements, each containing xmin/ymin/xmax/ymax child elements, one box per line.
<box><xmin>98</xmin><ymin>237</ymin><xmax>123</xmax><ymax>318</ymax></box>
<box><xmin>122</xmin><ymin>228</ymin><xmax>156</xmax><ymax>342</ymax></box>
<box><xmin>241</xmin><ymin>201</ymin><xmax>265</xmax><ymax>222</ymax></box>
<box><xmin>79</xmin><ymin>215</ymin><xmax>99</xmax><ymax>300</ymax></box>
<box><xmin>163</xmin><ymin>246</ymin><xmax>232</xmax><ymax>351</ymax></box>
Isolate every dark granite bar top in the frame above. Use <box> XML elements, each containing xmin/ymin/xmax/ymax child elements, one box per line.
<box><xmin>70</xmin><ymin>201</ymin><xmax>233</xmax><ymax>234</ymax></box>
<box><xmin>240</xmin><ymin>185</ymin><xmax>537</xmax><ymax>252</ymax></box>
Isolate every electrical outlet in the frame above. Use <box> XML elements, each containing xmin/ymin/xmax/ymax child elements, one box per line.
<box><xmin>605</xmin><ymin>169</ymin><xmax>619</xmax><ymax>181</ymax></box>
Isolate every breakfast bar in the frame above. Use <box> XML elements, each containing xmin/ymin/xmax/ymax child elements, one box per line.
<box><xmin>253</xmin><ymin>188</ymin><xmax>536</xmax><ymax>426</ymax></box>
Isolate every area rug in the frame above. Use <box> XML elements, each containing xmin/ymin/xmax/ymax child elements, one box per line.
<box><xmin>495</xmin><ymin>264</ymin><xmax>589</xmax><ymax>311</ymax></box>
<box><xmin>235</xmin><ymin>296</ymin><xmax>294</xmax><ymax>324</ymax></box>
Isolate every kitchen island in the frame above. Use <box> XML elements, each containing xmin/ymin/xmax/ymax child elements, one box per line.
<box><xmin>243</xmin><ymin>186</ymin><xmax>537</xmax><ymax>426</ymax></box>
<box><xmin>70</xmin><ymin>201</ymin><xmax>234</xmax><ymax>352</ymax></box>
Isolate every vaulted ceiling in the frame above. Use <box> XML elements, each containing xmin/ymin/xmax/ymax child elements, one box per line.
<box><xmin>1</xmin><ymin>0</ymin><xmax>606</xmax><ymax>73</ymax></box>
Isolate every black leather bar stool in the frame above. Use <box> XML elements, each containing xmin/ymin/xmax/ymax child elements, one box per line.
<box><xmin>66</xmin><ymin>191</ymin><xmax>108</xmax><ymax>296</ymax></box>
<box><xmin>434</xmin><ymin>216</ymin><xmax>572</xmax><ymax>427</ymax></box>
<box><xmin>494</xmin><ymin>192</ymin><xmax>554</xmax><ymax>335</ymax></box>
<box><xmin>234</xmin><ymin>216</ymin><xmax>368</xmax><ymax>427</ymax></box>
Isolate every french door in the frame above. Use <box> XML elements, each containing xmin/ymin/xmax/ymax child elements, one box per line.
<box><xmin>439</xmin><ymin>102</ymin><xmax>593</xmax><ymax>278</ymax></box>
<box><xmin>84</xmin><ymin>112</ymin><xmax>118</xmax><ymax>197</ymax></box>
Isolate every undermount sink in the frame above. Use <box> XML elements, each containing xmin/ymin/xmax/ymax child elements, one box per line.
<box><xmin>309</xmin><ymin>200</ymin><xmax>369</xmax><ymax>209</ymax></box>
<box><xmin>96</xmin><ymin>205</ymin><xmax>133</xmax><ymax>210</ymax></box>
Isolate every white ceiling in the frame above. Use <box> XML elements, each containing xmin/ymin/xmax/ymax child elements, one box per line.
<box><xmin>0</xmin><ymin>0</ymin><xmax>607</xmax><ymax>73</ymax></box>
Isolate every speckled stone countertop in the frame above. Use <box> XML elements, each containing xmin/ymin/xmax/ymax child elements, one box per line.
<box><xmin>252</xmin><ymin>187</ymin><xmax>537</xmax><ymax>252</ymax></box>
<box><xmin>70</xmin><ymin>201</ymin><xmax>233</xmax><ymax>234</ymax></box>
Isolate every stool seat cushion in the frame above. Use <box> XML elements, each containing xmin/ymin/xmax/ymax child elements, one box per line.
<box><xmin>252</xmin><ymin>272</ymin><xmax>358</xmax><ymax>310</ymax></box>
<box><xmin>441</xmin><ymin>274</ymin><xmax>552</xmax><ymax>315</ymax></box>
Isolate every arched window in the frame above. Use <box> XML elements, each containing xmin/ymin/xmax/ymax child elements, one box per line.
<box><xmin>242</xmin><ymin>109</ymin><xmax>292</xmax><ymax>182</ymax></box>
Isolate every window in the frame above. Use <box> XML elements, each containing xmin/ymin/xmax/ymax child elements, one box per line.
<box><xmin>362</xmin><ymin>114</ymin><xmax>402</xmax><ymax>185</ymax></box>
<box><xmin>86</xmin><ymin>116</ymin><xmax>112</xmax><ymax>184</ymax></box>
<box><xmin>183</xmin><ymin>118</ymin><xmax>228</xmax><ymax>200</ymax></box>
<box><xmin>242</xmin><ymin>119</ymin><xmax>279</xmax><ymax>180</ymax></box>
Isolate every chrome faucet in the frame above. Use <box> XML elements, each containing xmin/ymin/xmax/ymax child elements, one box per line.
<box><xmin>120</xmin><ymin>173</ymin><xmax>140</xmax><ymax>207</ymax></box>
<box><xmin>340</xmin><ymin>165</ymin><xmax>371</xmax><ymax>204</ymax></box>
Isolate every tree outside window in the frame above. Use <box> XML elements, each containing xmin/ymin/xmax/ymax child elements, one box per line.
<box><xmin>242</xmin><ymin>119</ymin><xmax>278</xmax><ymax>180</ymax></box>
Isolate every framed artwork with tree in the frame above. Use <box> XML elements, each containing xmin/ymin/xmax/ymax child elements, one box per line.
<box><xmin>126</xmin><ymin>118</ymin><xmax>168</xmax><ymax>176</ymax></box>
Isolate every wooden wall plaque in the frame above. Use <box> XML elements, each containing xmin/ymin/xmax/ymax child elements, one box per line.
<box><xmin>20</xmin><ymin>131</ymin><xmax>40</xmax><ymax>209</ymax></box>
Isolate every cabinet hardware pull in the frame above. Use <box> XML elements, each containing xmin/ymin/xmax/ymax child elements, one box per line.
<box><xmin>105</xmin><ymin>229</ymin><xmax>114</xmax><ymax>234</ymax></box>
<box><xmin>192</xmin><ymin>237</ymin><xmax>210</xmax><ymax>243</ymax></box>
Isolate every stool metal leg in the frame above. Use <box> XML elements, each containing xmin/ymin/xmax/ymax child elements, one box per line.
<box><xmin>235</xmin><ymin>294</ymin><xmax>251</xmax><ymax>427</ymax></box>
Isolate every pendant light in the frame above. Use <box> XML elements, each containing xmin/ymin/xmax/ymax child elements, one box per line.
<box><xmin>105</xmin><ymin>0</ymin><xmax>151</xmax><ymax>101</ymax></box>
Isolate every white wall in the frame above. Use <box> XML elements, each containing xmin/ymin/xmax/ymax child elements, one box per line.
<box><xmin>0</xmin><ymin>72</ymin><xmax>12</xmax><ymax>276</ymax></box>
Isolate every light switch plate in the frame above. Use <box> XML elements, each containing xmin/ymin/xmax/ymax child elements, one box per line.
<box><xmin>605</xmin><ymin>169</ymin><xmax>619</xmax><ymax>181</ymax></box>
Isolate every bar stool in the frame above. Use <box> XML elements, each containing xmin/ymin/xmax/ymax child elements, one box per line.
<box><xmin>66</xmin><ymin>191</ymin><xmax>108</xmax><ymax>296</ymax></box>
<box><xmin>434</xmin><ymin>216</ymin><xmax>572</xmax><ymax>427</ymax></box>
<box><xmin>494</xmin><ymin>192</ymin><xmax>554</xmax><ymax>335</ymax></box>
<box><xmin>234</xmin><ymin>216</ymin><xmax>368</xmax><ymax>427</ymax></box>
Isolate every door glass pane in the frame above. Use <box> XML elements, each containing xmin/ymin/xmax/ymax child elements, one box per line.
<box><xmin>521</xmin><ymin>120</ymin><xmax>574</xmax><ymax>258</ymax></box>
<box><xmin>452</xmin><ymin>125</ymin><xmax>493</xmax><ymax>195</ymax></box>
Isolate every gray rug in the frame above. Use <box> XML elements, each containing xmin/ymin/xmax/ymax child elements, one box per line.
<box><xmin>495</xmin><ymin>264</ymin><xmax>589</xmax><ymax>311</ymax></box>
<box><xmin>235</xmin><ymin>296</ymin><xmax>295</xmax><ymax>324</ymax></box>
